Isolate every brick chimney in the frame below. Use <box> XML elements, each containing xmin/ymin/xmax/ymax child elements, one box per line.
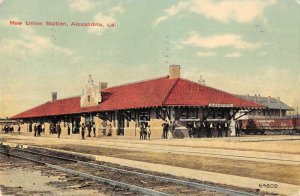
<box><xmin>169</xmin><ymin>65</ymin><xmax>181</xmax><ymax>79</ymax></box>
<box><xmin>51</xmin><ymin>92</ymin><xmax>57</xmax><ymax>102</ymax></box>
<box><xmin>254</xmin><ymin>94</ymin><xmax>257</xmax><ymax>102</ymax></box>
<box><xmin>99</xmin><ymin>82</ymin><xmax>108</xmax><ymax>91</ymax></box>
<box><xmin>268</xmin><ymin>96</ymin><xmax>271</xmax><ymax>103</ymax></box>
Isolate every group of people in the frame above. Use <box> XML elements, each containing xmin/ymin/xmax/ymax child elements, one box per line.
<box><xmin>186</xmin><ymin>121</ymin><xmax>231</xmax><ymax>138</ymax></box>
<box><xmin>33</xmin><ymin>123</ymin><xmax>44</xmax><ymax>137</ymax></box>
<box><xmin>26</xmin><ymin>119</ymin><xmax>242</xmax><ymax>140</ymax></box>
<box><xmin>139</xmin><ymin>122</ymin><xmax>151</xmax><ymax>140</ymax></box>
<box><xmin>161</xmin><ymin>121</ymin><xmax>176</xmax><ymax>139</ymax></box>
<box><xmin>1</xmin><ymin>124</ymin><xmax>21</xmax><ymax>134</ymax></box>
<box><xmin>80</xmin><ymin>123</ymin><xmax>112</xmax><ymax>140</ymax></box>
<box><xmin>158</xmin><ymin>120</ymin><xmax>237</xmax><ymax>139</ymax></box>
<box><xmin>80</xmin><ymin>123</ymin><xmax>97</xmax><ymax>140</ymax></box>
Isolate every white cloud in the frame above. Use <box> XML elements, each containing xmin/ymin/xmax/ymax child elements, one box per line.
<box><xmin>153</xmin><ymin>1</ymin><xmax>189</xmax><ymax>26</ymax></box>
<box><xmin>183</xmin><ymin>32</ymin><xmax>261</xmax><ymax>49</ymax></box>
<box><xmin>88</xmin><ymin>3</ymin><xmax>124</xmax><ymax>36</ymax></box>
<box><xmin>0</xmin><ymin>18</ymin><xmax>72</xmax><ymax>57</ymax></box>
<box><xmin>197</xmin><ymin>51</ymin><xmax>216</xmax><ymax>57</ymax></box>
<box><xmin>153</xmin><ymin>16</ymin><xmax>168</xmax><ymax>26</ymax></box>
<box><xmin>88</xmin><ymin>12</ymin><xmax>117</xmax><ymax>36</ymax></box>
<box><xmin>69</xmin><ymin>0</ymin><xmax>95</xmax><ymax>12</ymax></box>
<box><xmin>110</xmin><ymin>3</ymin><xmax>124</xmax><ymax>15</ymax></box>
<box><xmin>0</xmin><ymin>0</ymin><xmax>5</xmax><ymax>5</ymax></box>
<box><xmin>190</xmin><ymin>0</ymin><xmax>276</xmax><ymax>23</ymax></box>
<box><xmin>154</xmin><ymin>0</ymin><xmax>276</xmax><ymax>25</ymax></box>
<box><xmin>224</xmin><ymin>52</ymin><xmax>240</xmax><ymax>58</ymax></box>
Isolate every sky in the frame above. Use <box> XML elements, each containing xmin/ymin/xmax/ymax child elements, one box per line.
<box><xmin>0</xmin><ymin>0</ymin><xmax>299</xmax><ymax>118</ymax></box>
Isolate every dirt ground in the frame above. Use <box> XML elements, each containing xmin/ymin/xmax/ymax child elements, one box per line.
<box><xmin>1</xmin><ymin>134</ymin><xmax>299</xmax><ymax>195</ymax></box>
<box><xmin>44</xmin><ymin>144</ymin><xmax>300</xmax><ymax>186</ymax></box>
<box><xmin>0</xmin><ymin>153</ymin><xmax>133</xmax><ymax>196</ymax></box>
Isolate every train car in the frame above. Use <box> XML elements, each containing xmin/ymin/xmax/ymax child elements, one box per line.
<box><xmin>239</xmin><ymin>117</ymin><xmax>300</xmax><ymax>135</ymax></box>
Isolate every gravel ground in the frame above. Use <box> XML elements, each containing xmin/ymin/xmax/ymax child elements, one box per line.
<box><xmin>0</xmin><ymin>153</ymin><xmax>134</xmax><ymax>195</ymax></box>
<box><xmin>22</xmin><ymin>146</ymin><xmax>265</xmax><ymax>195</ymax></box>
<box><xmin>44</xmin><ymin>143</ymin><xmax>300</xmax><ymax>186</ymax></box>
<box><xmin>0</xmin><ymin>147</ymin><xmax>264</xmax><ymax>196</ymax></box>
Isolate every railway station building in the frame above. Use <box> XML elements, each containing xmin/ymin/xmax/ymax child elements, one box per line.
<box><xmin>11</xmin><ymin>65</ymin><xmax>262</xmax><ymax>138</ymax></box>
<box><xmin>235</xmin><ymin>94</ymin><xmax>293</xmax><ymax>119</ymax></box>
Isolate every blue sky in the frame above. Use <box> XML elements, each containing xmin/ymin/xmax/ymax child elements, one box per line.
<box><xmin>0</xmin><ymin>0</ymin><xmax>299</xmax><ymax>117</ymax></box>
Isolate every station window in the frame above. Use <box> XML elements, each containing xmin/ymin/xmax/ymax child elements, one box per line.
<box><xmin>189</xmin><ymin>108</ymin><xmax>198</xmax><ymax>119</ymax></box>
<box><xmin>180</xmin><ymin>111</ymin><xmax>188</xmax><ymax>119</ymax></box>
<box><xmin>88</xmin><ymin>95</ymin><xmax>91</xmax><ymax>102</ymax></box>
<box><xmin>139</xmin><ymin>111</ymin><xmax>150</xmax><ymax>121</ymax></box>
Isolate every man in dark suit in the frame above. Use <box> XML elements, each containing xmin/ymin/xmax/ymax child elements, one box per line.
<box><xmin>235</xmin><ymin>121</ymin><xmax>240</xmax><ymax>137</ymax></box>
<box><xmin>162</xmin><ymin>121</ymin><xmax>169</xmax><ymax>139</ymax></box>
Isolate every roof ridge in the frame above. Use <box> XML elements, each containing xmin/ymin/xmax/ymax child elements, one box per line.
<box><xmin>162</xmin><ymin>78</ymin><xmax>180</xmax><ymax>105</ymax></box>
<box><xmin>52</xmin><ymin>95</ymin><xmax>81</xmax><ymax>102</ymax></box>
<box><xmin>180</xmin><ymin>78</ymin><xmax>260</xmax><ymax>104</ymax></box>
<box><xmin>104</xmin><ymin>76</ymin><xmax>169</xmax><ymax>91</ymax></box>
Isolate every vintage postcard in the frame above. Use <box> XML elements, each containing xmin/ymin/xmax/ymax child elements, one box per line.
<box><xmin>0</xmin><ymin>0</ymin><xmax>299</xmax><ymax>195</ymax></box>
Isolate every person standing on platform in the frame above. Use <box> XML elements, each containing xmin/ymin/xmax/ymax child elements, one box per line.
<box><xmin>235</xmin><ymin>121</ymin><xmax>240</xmax><ymax>137</ymax></box>
<box><xmin>209</xmin><ymin>122</ymin><xmax>213</xmax><ymax>138</ymax></box>
<box><xmin>187</xmin><ymin>122</ymin><xmax>193</xmax><ymax>138</ymax></box>
<box><xmin>224</xmin><ymin>121</ymin><xmax>229</xmax><ymax>137</ymax></box>
<box><xmin>162</xmin><ymin>121</ymin><xmax>169</xmax><ymax>139</ymax></box>
<box><xmin>67</xmin><ymin>124</ymin><xmax>71</xmax><ymax>135</ymax></box>
<box><xmin>107</xmin><ymin>124</ymin><xmax>112</xmax><ymax>136</ymax></box>
<box><xmin>57</xmin><ymin>123</ymin><xmax>61</xmax><ymax>138</ymax></box>
<box><xmin>139</xmin><ymin>123</ymin><xmax>144</xmax><ymax>140</ymax></box>
<box><xmin>170</xmin><ymin>121</ymin><xmax>176</xmax><ymax>138</ymax></box>
<box><xmin>196</xmin><ymin>121</ymin><xmax>202</xmax><ymax>138</ymax></box>
<box><xmin>146</xmin><ymin>125</ymin><xmax>151</xmax><ymax>140</ymax></box>
<box><xmin>10</xmin><ymin>125</ymin><xmax>14</xmax><ymax>133</ymax></box>
<box><xmin>87</xmin><ymin>123</ymin><xmax>92</xmax><ymax>137</ymax></box>
<box><xmin>81</xmin><ymin>123</ymin><xmax>85</xmax><ymax>140</ymax></box>
<box><xmin>50</xmin><ymin>123</ymin><xmax>53</xmax><ymax>134</ymax></box>
<box><xmin>217</xmin><ymin>121</ymin><xmax>222</xmax><ymax>137</ymax></box>
<box><xmin>17</xmin><ymin>124</ymin><xmax>21</xmax><ymax>135</ymax></box>
<box><xmin>34</xmin><ymin>124</ymin><xmax>37</xmax><ymax>137</ymax></box>
<box><xmin>93</xmin><ymin>123</ymin><xmax>96</xmax><ymax>137</ymax></box>
<box><xmin>37</xmin><ymin>123</ymin><xmax>42</xmax><ymax>137</ymax></box>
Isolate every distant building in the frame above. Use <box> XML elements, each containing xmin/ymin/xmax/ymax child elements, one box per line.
<box><xmin>235</xmin><ymin>94</ymin><xmax>293</xmax><ymax>119</ymax></box>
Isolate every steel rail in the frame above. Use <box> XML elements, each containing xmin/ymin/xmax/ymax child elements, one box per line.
<box><xmin>78</xmin><ymin>161</ymin><xmax>258</xmax><ymax>196</ymax></box>
<box><xmin>5</xmin><ymin>146</ymin><xmax>258</xmax><ymax>196</ymax></box>
<box><xmin>0</xmin><ymin>148</ymin><xmax>171</xmax><ymax>196</ymax></box>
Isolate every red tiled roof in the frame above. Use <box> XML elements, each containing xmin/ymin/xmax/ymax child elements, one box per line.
<box><xmin>11</xmin><ymin>76</ymin><xmax>262</xmax><ymax>119</ymax></box>
<box><xmin>11</xmin><ymin>97</ymin><xmax>81</xmax><ymax>119</ymax></box>
<box><xmin>164</xmin><ymin>78</ymin><xmax>261</xmax><ymax>108</ymax></box>
<box><xmin>98</xmin><ymin>77</ymin><xmax>178</xmax><ymax>111</ymax></box>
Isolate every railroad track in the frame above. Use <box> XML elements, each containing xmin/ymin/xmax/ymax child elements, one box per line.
<box><xmin>0</xmin><ymin>145</ymin><xmax>258</xmax><ymax>196</ymax></box>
